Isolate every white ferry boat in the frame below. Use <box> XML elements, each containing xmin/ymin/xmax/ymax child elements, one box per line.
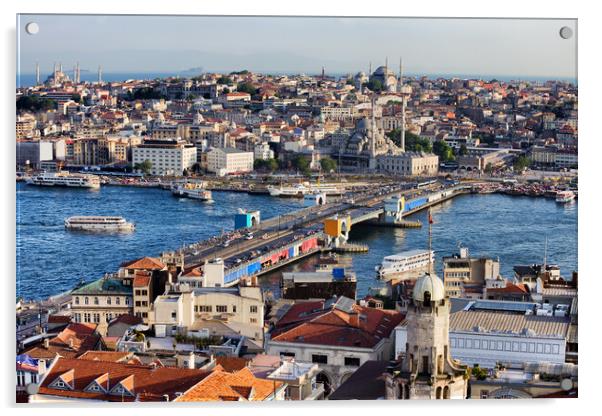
<box><xmin>375</xmin><ymin>249</ymin><xmax>435</xmax><ymax>280</ymax></box>
<box><xmin>268</xmin><ymin>183</ymin><xmax>344</xmax><ymax>198</ymax></box>
<box><xmin>555</xmin><ymin>190</ymin><xmax>575</xmax><ymax>203</ymax></box>
<box><xmin>171</xmin><ymin>182</ymin><xmax>213</xmax><ymax>201</ymax></box>
<box><xmin>26</xmin><ymin>171</ymin><xmax>100</xmax><ymax>189</ymax></box>
<box><xmin>64</xmin><ymin>216</ymin><xmax>135</xmax><ymax>232</ymax></box>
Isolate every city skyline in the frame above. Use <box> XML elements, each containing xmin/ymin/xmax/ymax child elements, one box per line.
<box><xmin>18</xmin><ymin>15</ymin><xmax>577</xmax><ymax>80</ymax></box>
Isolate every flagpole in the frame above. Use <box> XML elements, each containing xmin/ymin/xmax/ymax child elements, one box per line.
<box><xmin>428</xmin><ymin>208</ymin><xmax>433</xmax><ymax>275</ymax></box>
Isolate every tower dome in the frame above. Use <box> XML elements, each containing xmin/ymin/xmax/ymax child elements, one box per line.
<box><xmin>412</xmin><ymin>273</ymin><xmax>445</xmax><ymax>302</ymax></box>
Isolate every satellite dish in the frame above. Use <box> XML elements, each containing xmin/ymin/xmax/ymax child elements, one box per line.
<box><xmin>560</xmin><ymin>378</ymin><xmax>573</xmax><ymax>391</ymax></box>
<box><xmin>26</xmin><ymin>383</ymin><xmax>39</xmax><ymax>395</ymax></box>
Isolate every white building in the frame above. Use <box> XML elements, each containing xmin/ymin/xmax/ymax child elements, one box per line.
<box><xmin>132</xmin><ymin>138</ymin><xmax>197</xmax><ymax>176</ymax></box>
<box><xmin>376</xmin><ymin>152</ymin><xmax>439</xmax><ymax>176</ymax></box>
<box><xmin>206</xmin><ymin>147</ymin><xmax>254</xmax><ymax>176</ymax></box>
<box><xmin>394</xmin><ymin>299</ymin><xmax>571</xmax><ymax>369</ymax></box>
<box><xmin>152</xmin><ymin>285</ymin><xmax>265</xmax><ymax>343</ymax></box>
<box><xmin>254</xmin><ymin>142</ymin><xmax>275</xmax><ymax>161</ymax></box>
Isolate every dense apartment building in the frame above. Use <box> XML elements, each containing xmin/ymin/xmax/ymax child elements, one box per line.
<box><xmin>442</xmin><ymin>247</ymin><xmax>500</xmax><ymax>298</ymax></box>
<box><xmin>132</xmin><ymin>138</ymin><xmax>197</xmax><ymax>176</ymax></box>
<box><xmin>152</xmin><ymin>285</ymin><xmax>265</xmax><ymax>343</ymax></box>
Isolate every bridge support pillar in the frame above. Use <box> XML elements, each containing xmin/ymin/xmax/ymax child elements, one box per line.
<box><xmin>382</xmin><ymin>195</ymin><xmax>405</xmax><ymax>224</ymax></box>
<box><xmin>323</xmin><ymin>215</ymin><xmax>351</xmax><ymax>248</ymax></box>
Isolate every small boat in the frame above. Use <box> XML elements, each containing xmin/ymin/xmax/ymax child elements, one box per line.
<box><xmin>171</xmin><ymin>182</ymin><xmax>213</xmax><ymax>201</ymax></box>
<box><xmin>65</xmin><ymin>216</ymin><xmax>135</xmax><ymax>232</ymax></box>
<box><xmin>555</xmin><ymin>190</ymin><xmax>575</xmax><ymax>203</ymax></box>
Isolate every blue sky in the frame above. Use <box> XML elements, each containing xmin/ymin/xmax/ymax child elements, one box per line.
<box><xmin>17</xmin><ymin>15</ymin><xmax>577</xmax><ymax>79</ymax></box>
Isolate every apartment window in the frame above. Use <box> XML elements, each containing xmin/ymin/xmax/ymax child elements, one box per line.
<box><xmin>312</xmin><ymin>354</ymin><xmax>328</xmax><ymax>364</ymax></box>
<box><xmin>84</xmin><ymin>297</ymin><xmax>89</xmax><ymax>305</ymax></box>
<box><xmin>116</xmin><ymin>297</ymin><xmax>120</xmax><ymax>305</ymax></box>
<box><xmin>125</xmin><ymin>298</ymin><xmax>130</xmax><ymax>305</ymax></box>
<box><xmin>94</xmin><ymin>297</ymin><xmax>99</xmax><ymax>305</ymax></box>
<box><xmin>199</xmin><ymin>305</ymin><xmax>212</xmax><ymax>313</ymax></box>
<box><xmin>232</xmin><ymin>305</ymin><xmax>237</xmax><ymax>313</ymax></box>
<box><xmin>107</xmin><ymin>297</ymin><xmax>111</xmax><ymax>305</ymax></box>
<box><xmin>480</xmin><ymin>390</ymin><xmax>489</xmax><ymax>399</ymax></box>
<box><xmin>141</xmin><ymin>290</ymin><xmax>148</xmax><ymax>296</ymax></box>
<box><xmin>171</xmin><ymin>312</ymin><xmax>177</xmax><ymax>320</ymax></box>
<box><xmin>250</xmin><ymin>318</ymin><xmax>257</xmax><ymax>324</ymax></box>
<box><xmin>135</xmin><ymin>301</ymin><xmax>141</xmax><ymax>307</ymax></box>
<box><xmin>250</xmin><ymin>305</ymin><xmax>258</xmax><ymax>313</ymax></box>
<box><xmin>74</xmin><ymin>297</ymin><xmax>80</xmax><ymax>305</ymax></box>
<box><xmin>135</xmin><ymin>290</ymin><xmax>141</xmax><ymax>296</ymax></box>
<box><xmin>344</xmin><ymin>357</ymin><xmax>361</xmax><ymax>367</ymax></box>
<box><xmin>216</xmin><ymin>305</ymin><xmax>227</xmax><ymax>313</ymax></box>
<box><xmin>17</xmin><ymin>371</ymin><xmax>25</xmax><ymax>387</ymax></box>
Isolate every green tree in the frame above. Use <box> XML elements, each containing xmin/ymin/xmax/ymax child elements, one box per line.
<box><xmin>320</xmin><ymin>157</ymin><xmax>337</xmax><ymax>173</ymax></box>
<box><xmin>237</xmin><ymin>82</ymin><xmax>258</xmax><ymax>96</ymax></box>
<box><xmin>292</xmin><ymin>155</ymin><xmax>311</xmax><ymax>175</ymax></box>
<box><xmin>513</xmin><ymin>155</ymin><xmax>531</xmax><ymax>172</ymax></box>
<box><xmin>433</xmin><ymin>141</ymin><xmax>455</xmax><ymax>162</ymax></box>
<box><xmin>364</xmin><ymin>79</ymin><xmax>383</xmax><ymax>92</ymax></box>
<box><xmin>217</xmin><ymin>76</ymin><xmax>233</xmax><ymax>85</ymax></box>
<box><xmin>134</xmin><ymin>159</ymin><xmax>152</xmax><ymax>175</ymax></box>
<box><xmin>16</xmin><ymin>96</ymin><xmax>58</xmax><ymax>113</ymax></box>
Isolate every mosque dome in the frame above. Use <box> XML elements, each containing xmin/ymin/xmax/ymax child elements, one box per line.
<box><xmin>413</xmin><ymin>273</ymin><xmax>445</xmax><ymax>302</ymax></box>
<box><xmin>373</xmin><ymin>66</ymin><xmax>394</xmax><ymax>76</ymax></box>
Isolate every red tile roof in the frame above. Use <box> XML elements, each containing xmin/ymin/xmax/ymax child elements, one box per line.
<box><xmin>78</xmin><ymin>351</ymin><xmax>132</xmax><ymax>363</ymax></box>
<box><xmin>215</xmin><ymin>356</ymin><xmax>250</xmax><ymax>373</ymax></box>
<box><xmin>25</xmin><ymin>323</ymin><xmax>100</xmax><ymax>360</ymax></box>
<box><xmin>133</xmin><ymin>271</ymin><xmax>152</xmax><ymax>287</ymax></box>
<box><xmin>120</xmin><ymin>256</ymin><xmax>166</xmax><ymax>270</ymax></box>
<box><xmin>175</xmin><ymin>367</ymin><xmax>283</xmax><ymax>402</ymax></box>
<box><xmin>38</xmin><ymin>357</ymin><xmax>211</xmax><ymax>402</ymax></box>
<box><xmin>271</xmin><ymin>299</ymin><xmax>403</xmax><ymax>349</ymax></box>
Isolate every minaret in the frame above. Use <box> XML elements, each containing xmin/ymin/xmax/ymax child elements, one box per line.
<box><xmin>59</xmin><ymin>62</ymin><xmax>63</xmax><ymax>74</ymax></box>
<box><xmin>397</xmin><ymin>58</ymin><xmax>407</xmax><ymax>152</ymax></box>
<box><xmin>321</xmin><ymin>66</ymin><xmax>325</xmax><ymax>80</ymax></box>
<box><xmin>75</xmin><ymin>61</ymin><xmax>80</xmax><ymax>84</ymax></box>
<box><xmin>98</xmin><ymin>65</ymin><xmax>103</xmax><ymax>83</ymax></box>
<box><xmin>371</xmin><ymin>96</ymin><xmax>376</xmax><ymax>157</ymax></box>
<box><xmin>35</xmin><ymin>62</ymin><xmax>40</xmax><ymax>85</ymax></box>
<box><xmin>53</xmin><ymin>62</ymin><xmax>58</xmax><ymax>80</ymax></box>
<box><xmin>369</xmin><ymin>61</ymin><xmax>372</xmax><ymax>76</ymax></box>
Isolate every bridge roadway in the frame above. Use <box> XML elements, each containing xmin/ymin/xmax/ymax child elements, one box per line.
<box><xmin>178</xmin><ymin>181</ymin><xmax>445</xmax><ymax>271</ymax></box>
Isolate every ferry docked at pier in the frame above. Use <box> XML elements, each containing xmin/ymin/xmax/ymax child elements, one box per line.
<box><xmin>555</xmin><ymin>190</ymin><xmax>575</xmax><ymax>203</ymax></box>
<box><xmin>26</xmin><ymin>171</ymin><xmax>100</xmax><ymax>189</ymax></box>
<box><xmin>64</xmin><ymin>216</ymin><xmax>135</xmax><ymax>232</ymax></box>
<box><xmin>375</xmin><ymin>249</ymin><xmax>435</xmax><ymax>280</ymax></box>
<box><xmin>171</xmin><ymin>182</ymin><xmax>213</xmax><ymax>201</ymax></box>
<box><xmin>267</xmin><ymin>182</ymin><xmax>344</xmax><ymax>198</ymax></box>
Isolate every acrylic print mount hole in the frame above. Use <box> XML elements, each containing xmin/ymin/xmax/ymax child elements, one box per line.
<box><xmin>25</xmin><ymin>22</ymin><xmax>39</xmax><ymax>35</ymax></box>
<box><xmin>559</xmin><ymin>26</ymin><xmax>573</xmax><ymax>39</ymax></box>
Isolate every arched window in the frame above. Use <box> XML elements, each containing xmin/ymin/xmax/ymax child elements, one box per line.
<box><xmin>84</xmin><ymin>297</ymin><xmax>89</xmax><ymax>305</ymax></box>
<box><xmin>74</xmin><ymin>297</ymin><xmax>80</xmax><ymax>305</ymax></box>
<box><xmin>443</xmin><ymin>385</ymin><xmax>450</xmax><ymax>399</ymax></box>
<box><xmin>404</xmin><ymin>384</ymin><xmax>410</xmax><ymax>400</ymax></box>
<box><xmin>94</xmin><ymin>297</ymin><xmax>99</xmax><ymax>305</ymax></box>
<box><xmin>436</xmin><ymin>386</ymin><xmax>442</xmax><ymax>399</ymax></box>
<box><xmin>423</xmin><ymin>291</ymin><xmax>431</xmax><ymax>306</ymax></box>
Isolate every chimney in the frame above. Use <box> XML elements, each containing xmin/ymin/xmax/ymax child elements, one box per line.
<box><xmin>43</xmin><ymin>338</ymin><xmax>50</xmax><ymax>349</ymax></box>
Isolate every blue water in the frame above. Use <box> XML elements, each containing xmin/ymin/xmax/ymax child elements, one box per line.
<box><xmin>16</xmin><ymin>183</ymin><xmax>301</xmax><ymax>299</ymax></box>
<box><xmin>260</xmin><ymin>194</ymin><xmax>578</xmax><ymax>298</ymax></box>
<box><xmin>16</xmin><ymin>184</ymin><xmax>577</xmax><ymax>300</ymax></box>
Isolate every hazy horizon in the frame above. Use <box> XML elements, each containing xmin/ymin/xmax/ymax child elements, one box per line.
<box><xmin>17</xmin><ymin>15</ymin><xmax>577</xmax><ymax>80</ymax></box>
